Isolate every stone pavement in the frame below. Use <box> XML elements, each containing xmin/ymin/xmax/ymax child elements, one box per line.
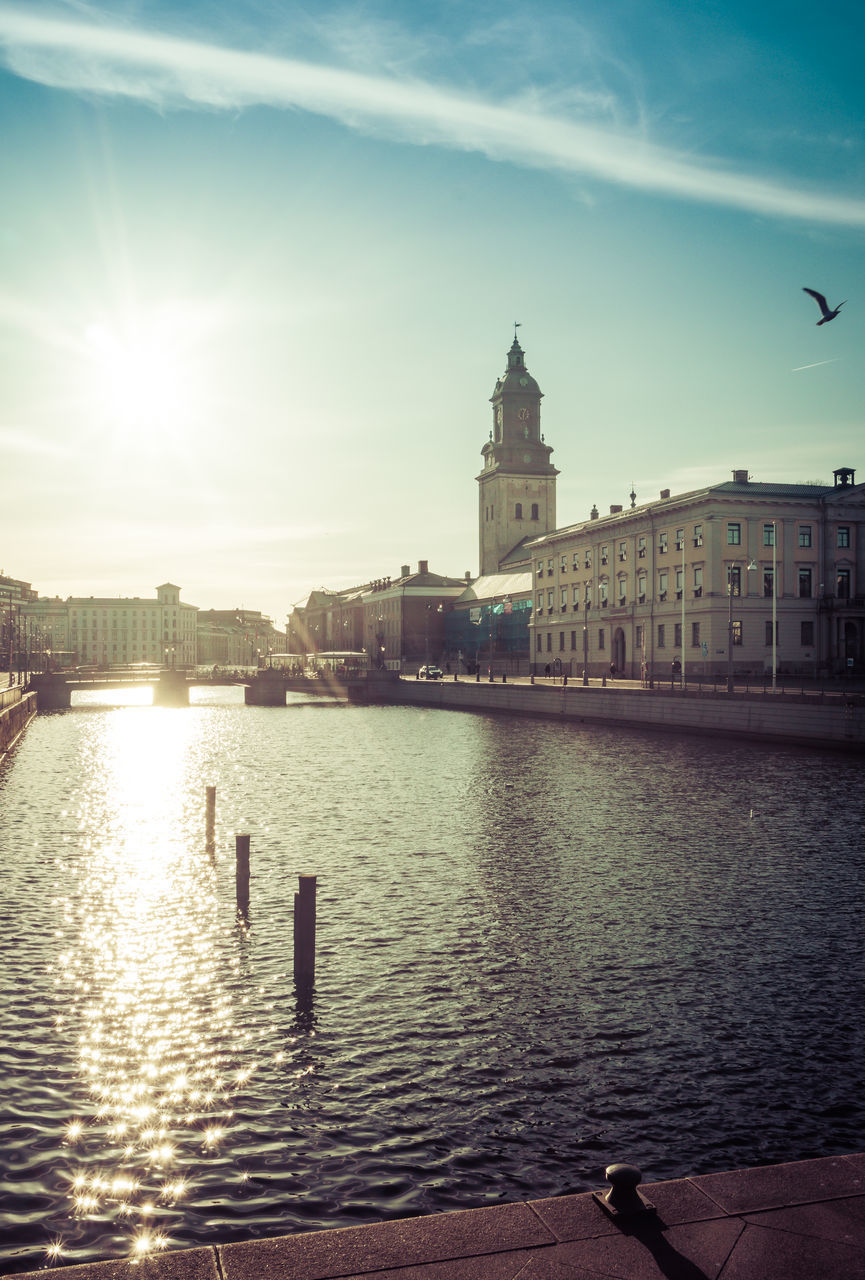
<box><xmin>11</xmin><ymin>1153</ymin><xmax>865</xmax><ymax>1280</ymax></box>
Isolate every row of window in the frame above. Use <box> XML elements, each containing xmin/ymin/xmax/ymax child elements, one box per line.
<box><xmin>537</xmin><ymin>523</ymin><xmax>853</xmax><ymax>578</ymax></box>
<box><xmin>536</xmin><ymin>565</ymin><xmax>853</xmax><ymax>613</ymax></box>
<box><xmin>731</xmin><ymin>522</ymin><xmax>850</xmax><ymax>548</ymax></box>
<box><xmin>487</xmin><ymin>503</ymin><xmax>541</xmax><ymax>522</ymax></box>
<box><xmin>534</xmin><ymin>620</ymin><xmax>816</xmax><ymax>652</ymax></box>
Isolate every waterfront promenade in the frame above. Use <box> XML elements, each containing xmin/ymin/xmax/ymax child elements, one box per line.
<box><xmin>10</xmin><ymin>1154</ymin><xmax>865</xmax><ymax>1279</ymax></box>
<box><xmin>384</xmin><ymin>671</ymin><xmax>865</xmax><ymax>751</ymax></box>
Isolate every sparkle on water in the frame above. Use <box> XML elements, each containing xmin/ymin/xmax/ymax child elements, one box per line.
<box><xmin>2</xmin><ymin>687</ymin><xmax>864</xmax><ymax>1274</ymax></box>
<box><xmin>42</xmin><ymin>698</ymin><xmax>269</xmax><ymax>1261</ymax></box>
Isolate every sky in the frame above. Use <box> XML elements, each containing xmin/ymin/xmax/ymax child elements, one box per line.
<box><xmin>1</xmin><ymin>1</ymin><xmax>864</xmax><ymax>625</ymax></box>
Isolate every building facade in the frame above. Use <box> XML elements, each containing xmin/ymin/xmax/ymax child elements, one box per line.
<box><xmin>290</xmin><ymin>562</ymin><xmax>469</xmax><ymax>671</ymax></box>
<box><xmin>526</xmin><ymin>468</ymin><xmax>865</xmax><ymax>679</ymax></box>
<box><xmin>196</xmin><ymin>609</ymin><xmax>285</xmax><ymax>668</ymax></box>
<box><xmin>65</xmin><ymin>583</ymin><xmax>198</xmax><ymax>668</ymax></box>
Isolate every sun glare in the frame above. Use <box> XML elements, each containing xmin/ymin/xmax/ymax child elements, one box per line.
<box><xmin>81</xmin><ymin>302</ymin><xmax>212</xmax><ymax>443</ymax></box>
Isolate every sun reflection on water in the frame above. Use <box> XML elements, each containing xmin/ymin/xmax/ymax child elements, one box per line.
<box><xmin>49</xmin><ymin>708</ymin><xmax>263</xmax><ymax>1256</ymax></box>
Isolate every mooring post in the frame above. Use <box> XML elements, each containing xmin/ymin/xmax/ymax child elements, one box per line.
<box><xmin>206</xmin><ymin>786</ymin><xmax>216</xmax><ymax>859</ymax></box>
<box><xmin>294</xmin><ymin>874</ymin><xmax>317</xmax><ymax>984</ymax></box>
<box><xmin>236</xmin><ymin>834</ymin><xmax>250</xmax><ymax>916</ymax></box>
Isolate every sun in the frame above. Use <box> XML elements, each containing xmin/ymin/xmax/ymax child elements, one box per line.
<box><xmin>81</xmin><ymin>303</ymin><xmax>207</xmax><ymax>441</ymax></box>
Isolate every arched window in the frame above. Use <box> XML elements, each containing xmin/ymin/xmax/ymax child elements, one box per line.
<box><xmin>531</xmin><ymin>503</ymin><xmax>539</xmax><ymax>520</ymax></box>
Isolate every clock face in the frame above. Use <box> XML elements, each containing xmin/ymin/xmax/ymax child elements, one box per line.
<box><xmin>519</xmin><ymin>376</ymin><xmax>529</xmax><ymax>387</ymax></box>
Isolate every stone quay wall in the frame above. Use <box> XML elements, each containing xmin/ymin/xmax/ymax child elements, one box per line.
<box><xmin>0</xmin><ymin>686</ymin><xmax>37</xmax><ymax>759</ymax></box>
<box><xmin>374</xmin><ymin>677</ymin><xmax>865</xmax><ymax>751</ymax></box>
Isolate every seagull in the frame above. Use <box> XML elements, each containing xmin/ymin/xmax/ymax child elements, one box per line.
<box><xmin>802</xmin><ymin>287</ymin><xmax>846</xmax><ymax>325</ymax></box>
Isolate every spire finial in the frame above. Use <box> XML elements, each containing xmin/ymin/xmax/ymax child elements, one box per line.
<box><xmin>514</xmin><ymin>321</ymin><xmax>521</xmax><ymax>341</ymax></box>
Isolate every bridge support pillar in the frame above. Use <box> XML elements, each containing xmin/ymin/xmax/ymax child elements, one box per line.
<box><xmin>245</xmin><ymin>671</ymin><xmax>286</xmax><ymax>706</ymax></box>
<box><xmin>153</xmin><ymin>671</ymin><xmax>189</xmax><ymax>707</ymax></box>
<box><xmin>30</xmin><ymin>675</ymin><xmax>72</xmax><ymax>710</ymax></box>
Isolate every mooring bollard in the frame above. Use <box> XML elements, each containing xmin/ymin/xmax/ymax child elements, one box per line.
<box><xmin>294</xmin><ymin>874</ymin><xmax>317</xmax><ymax>984</ymax></box>
<box><xmin>205</xmin><ymin>786</ymin><xmax>216</xmax><ymax>858</ymax></box>
<box><xmin>593</xmin><ymin>1163</ymin><xmax>655</xmax><ymax>1218</ymax></box>
<box><xmin>235</xmin><ymin>834</ymin><xmax>250</xmax><ymax>916</ymax></box>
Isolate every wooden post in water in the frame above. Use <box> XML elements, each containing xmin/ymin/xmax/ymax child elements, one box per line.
<box><xmin>236</xmin><ymin>834</ymin><xmax>250</xmax><ymax>916</ymax></box>
<box><xmin>293</xmin><ymin>875</ymin><xmax>317</xmax><ymax>985</ymax></box>
<box><xmin>206</xmin><ymin>786</ymin><xmax>216</xmax><ymax>859</ymax></box>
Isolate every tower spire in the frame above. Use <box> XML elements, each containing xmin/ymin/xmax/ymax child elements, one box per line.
<box><xmin>477</xmin><ymin>333</ymin><xmax>558</xmax><ymax>576</ymax></box>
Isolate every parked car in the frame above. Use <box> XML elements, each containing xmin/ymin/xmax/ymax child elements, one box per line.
<box><xmin>419</xmin><ymin>665</ymin><xmax>444</xmax><ymax>680</ymax></box>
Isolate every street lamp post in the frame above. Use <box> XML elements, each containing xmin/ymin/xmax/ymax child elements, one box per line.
<box><xmin>582</xmin><ymin>598</ymin><xmax>589</xmax><ymax>684</ymax></box>
<box><xmin>772</xmin><ymin>522</ymin><xmax>777</xmax><ymax>693</ymax></box>
<box><xmin>680</xmin><ymin>533</ymin><xmax>686</xmax><ymax>689</ymax></box>
<box><xmin>726</xmin><ymin>559</ymin><xmax>756</xmax><ymax>693</ymax></box>
<box><xmin>486</xmin><ymin>598</ymin><xmax>497</xmax><ymax>678</ymax></box>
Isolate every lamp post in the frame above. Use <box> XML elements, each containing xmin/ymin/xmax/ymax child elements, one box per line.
<box><xmin>772</xmin><ymin>522</ymin><xmax>777</xmax><ymax>693</ymax></box>
<box><xmin>582</xmin><ymin>597</ymin><xmax>590</xmax><ymax>684</ymax></box>
<box><xmin>486</xmin><ymin>598</ymin><xmax>497</xmax><ymax>678</ymax></box>
<box><xmin>680</xmin><ymin>532</ymin><xmax>686</xmax><ymax>689</ymax></box>
<box><xmin>726</xmin><ymin>559</ymin><xmax>756</xmax><ymax>693</ymax></box>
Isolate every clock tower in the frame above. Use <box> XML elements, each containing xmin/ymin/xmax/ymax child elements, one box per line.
<box><xmin>477</xmin><ymin>333</ymin><xmax>558</xmax><ymax>575</ymax></box>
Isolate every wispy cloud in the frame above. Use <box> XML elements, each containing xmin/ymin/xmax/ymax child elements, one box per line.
<box><xmin>791</xmin><ymin>358</ymin><xmax>840</xmax><ymax>372</ymax></box>
<box><xmin>1</xmin><ymin>8</ymin><xmax>864</xmax><ymax>227</ymax></box>
<box><xmin>0</xmin><ymin>427</ymin><xmax>72</xmax><ymax>457</ymax></box>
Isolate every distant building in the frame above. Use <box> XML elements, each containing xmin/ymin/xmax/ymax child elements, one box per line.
<box><xmin>2</xmin><ymin>575</ymin><xmax>45</xmax><ymax>672</ymax></box>
<box><xmin>196</xmin><ymin>609</ymin><xmax>285</xmax><ymax>668</ymax></box>
<box><xmin>444</xmin><ymin>571</ymin><xmax>533</xmax><ymax>672</ymax></box>
<box><xmin>526</xmin><ymin>468</ymin><xmax>865</xmax><ymax>679</ymax></box>
<box><xmin>290</xmin><ymin>562</ymin><xmax>469</xmax><ymax>671</ymax></box>
<box><xmin>64</xmin><ymin>583</ymin><xmax>198</xmax><ymax>667</ymax></box>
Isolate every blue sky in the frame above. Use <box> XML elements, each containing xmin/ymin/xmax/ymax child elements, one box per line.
<box><xmin>1</xmin><ymin>1</ymin><xmax>863</xmax><ymax>623</ymax></box>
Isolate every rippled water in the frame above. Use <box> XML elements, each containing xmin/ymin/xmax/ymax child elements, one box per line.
<box><xmin>2</xmin><ymin>688</ymin><xmax>864</xmax><ymax>1273</ymax></box>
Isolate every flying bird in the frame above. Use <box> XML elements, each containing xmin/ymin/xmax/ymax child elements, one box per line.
<box><xmin>802</xmin><ymin>287</ymin><xmax>846</xmax><ymax>325</ymax></box>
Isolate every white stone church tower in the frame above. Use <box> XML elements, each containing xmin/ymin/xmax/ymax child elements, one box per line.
<box><xmin>477</xmin><ymin>333</ymin><xmax>558</xmax><ymax>575</ymax></box>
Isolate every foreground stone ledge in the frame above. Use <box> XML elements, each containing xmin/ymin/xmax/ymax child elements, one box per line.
<box><xmin>9</xmin><ymin>1154</ymin><xmax>865</xmax><ymax>1280</ymax></box>
<box><xmin>218</xmin><ymin>1200</ymin><xmax>554</xmax><ymax>1280</ymax></box>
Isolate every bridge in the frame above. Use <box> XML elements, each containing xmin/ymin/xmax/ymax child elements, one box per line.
<box><xmin>27</xmin><ymin>668</ymin><xmax>393</xmax><ymax>709</ymax></box>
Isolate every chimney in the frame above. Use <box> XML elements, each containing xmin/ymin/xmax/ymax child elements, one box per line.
<box><xmin>590</xmin><ymin>504</ymin><xmax>599</xmax><ymax>520</ymax></box>
<box><xmin>732</xmin><ymin>470</ymin><xmax>749</xmax><ymax>483</ymax></box>
<box><xmin>418</xmin><ymin>560</ymin><xmax>429</xmax><ymax>575</ymax></box>
<box><xmin>610</xmin><ymin>504</ymin><xmax>623</xmax><ymax>514</ymax></box>
<box><xmin>659</xmin><ymin>489</ymin><xmax>670</xmax><ymax>499</ymax></box>
<box><xmin>465</xmin><ymin>571</ymin><xmax>472</xmax><ymax>582</ymax></box>
<box><xmin>400</xmin><ymin>564</ymin><xmax>410</xmax><ymax>578</ymax></box>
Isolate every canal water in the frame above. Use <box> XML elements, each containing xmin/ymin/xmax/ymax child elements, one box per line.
<box><xmin>1</xmin><ymin>688</ymin><xmax>864</xmax><ymax>1273</ymax></box>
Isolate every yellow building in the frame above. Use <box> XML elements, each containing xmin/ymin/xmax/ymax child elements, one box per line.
<box><xmin>67</xmin><ymin>583</ymin><xmax>197</xmax><ymax>668</ymax></box>
<box><xmin>526</xmin><ymin>467</ymin><xmax>864</xmax><ymax>680</ymax></box>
